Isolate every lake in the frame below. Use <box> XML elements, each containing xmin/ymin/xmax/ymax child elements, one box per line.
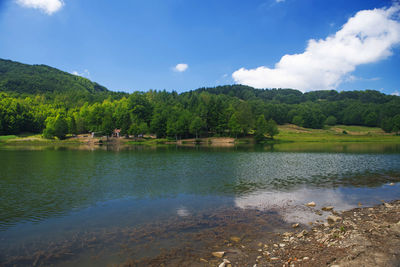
<box><xmin>1</xmin><ymin>143</ymin><xmax>400</xmax><ymax>266</ymax></box>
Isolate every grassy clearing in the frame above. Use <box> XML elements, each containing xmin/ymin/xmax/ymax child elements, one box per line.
<box><xmin>0</xmin><ymin>135</ymin><xmax>18</xmax><ymax>141</ymax></box>
<box><xmin>276</xmin><ymin>124</ymin><xmax>399</xmax><ymax>143</ymax></box>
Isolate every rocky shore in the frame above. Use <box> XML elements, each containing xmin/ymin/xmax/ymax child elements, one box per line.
<box><xmin>197</xmin><ymin>200</ymin><xmax>400</xmax><ymax>267</ymax></box>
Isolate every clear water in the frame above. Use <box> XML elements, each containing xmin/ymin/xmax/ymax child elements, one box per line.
<box><xmin>1</xmin><ymin>143</ymin><xmax>400</xmax><ymax>266</ymax></box>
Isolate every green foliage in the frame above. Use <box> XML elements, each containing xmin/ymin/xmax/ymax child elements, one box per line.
<box><xmin>266</xmin><ymin>119</ymin><xmax>279</xmax><ymax>139</ymax></box>
<box><xmin>325</xmin><ymin>115</ymin><xmax>337</xmax><ymax>126</ymax></box>
<box><xmin>43</xmin><ymin>114</ymin><xmax>68</xmax><ymax>139</ymax></box>
<box><xmin>1</xmin><ymin>58</ymin><xmax>400</xmax><ymax>139</ymax></box>
<box><xmin>254</xmin><ymin>115</ymin><xmax>268</xmax><ymax>142</ymax></box>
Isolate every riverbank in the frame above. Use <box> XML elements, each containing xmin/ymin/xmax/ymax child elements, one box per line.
<box><xmin>1</xmin><ymin>124</ymin><xmax>399</xmax><ymax>147</ymax></box>
<box><xmin>124</xmin><ymin>200</ymin><xmax>400</xmax><ymax>267</ymax></box>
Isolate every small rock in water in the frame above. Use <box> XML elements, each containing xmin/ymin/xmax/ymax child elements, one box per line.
<box><xmin>218</xmin><ymin>262</ymin><xmax>226</xmax><ymax>267</ymax></box>
<box><xmin>327</xmin><ymin>215</ymin><xmax>342</xmax><ymax>224</ymax></box>
<box><xmin>212</xmin><ymin>251</ymin><xmax>225</xmax><ymax>258</ymax></box>
<box><xmin>292</xmin><ymin>223</ymin><xmax>299</xmax><ymax>228</ymax></box>
<box><xmin>358</xmin><ymin>202</ymin><xmax>362</xmax><ymax>207</ymax></box>
<box><xmin>257</xmin><ymin>242</ymin><xmax>263</xmax><ymax>247</ymax></box>
<box><xmin>297</xmin><ymin>230</ymin><xmax>308</xmax><ymax>238</ymax></box>
<box><xmin>384</xmin><ymin>203</ymin><xmax>394</xmax><ymax>208</ymax></box>
<box><xmin>279</xmin><ymin>243</ymin><xmax>286</xmax><ymax>248</ymax></box>
<box><xmin>230</xmin><ymin>236</ymin><xmax>241</xmax><ymax>243</ymax></box>
<box><xmin>322</xmin><ymin>206</ymin><xmax>334</xmax><ymax>211</ymax></box>
<box><xmin>389</xmin><ymin>182</ymin><xmax>395</xmax><ymax>186</ymax></box>
<box><xmin>306</xmin><ymin>201</ymin><xmax>316</xmax><ymax>207</ymax></box>
<box><xmin>270</xmin><ymin>257</ymin><xmax>279</xmax><ymax>261</ymax></box>
<box><xmin>303</xmin><ymin>257</ymin><xmax>310</xmax><ymax>260</ymax></box>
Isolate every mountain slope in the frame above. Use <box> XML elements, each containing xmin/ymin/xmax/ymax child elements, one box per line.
<box><xmin>0</xmin><ymin>59</ymin><xmax>109</xmax><ymax>95</ymax></box>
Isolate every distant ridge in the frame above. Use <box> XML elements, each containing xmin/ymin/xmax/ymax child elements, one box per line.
<box><xmin>0</xmin><ymin>58</ymin><xmax>109</xmax><ymax>95</ymax></box>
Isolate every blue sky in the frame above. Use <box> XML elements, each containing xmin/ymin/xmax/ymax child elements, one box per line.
<box><xmin>0</xmin><ymin>0</ymin><xmax>399</xmax><ymax>95</ymax></box>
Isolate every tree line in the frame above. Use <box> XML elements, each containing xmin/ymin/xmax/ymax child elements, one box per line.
<box><xmin>1</xmin><ymin>85</ymin><xmax>400</xmax><ymax>140</ymax></box>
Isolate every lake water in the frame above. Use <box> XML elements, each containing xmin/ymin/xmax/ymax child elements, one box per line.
<box><xmin>1</xmin><ymin>143</ymin><xmax>400</xmax><ymax>266</ymax></box>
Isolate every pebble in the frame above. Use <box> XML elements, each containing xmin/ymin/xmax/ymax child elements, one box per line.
<box><xmin>306</xmin><ymin>201</ymin><xmax>316</xmax><ymax>207</ymax></box>
<box><xmin>322</xmin><ymin>206</ymin><xmax>334</xmax><ymax>211</ymax></box>
<box><xmin>270</xmin><ymin>257</ymin><xmax>279</xmax><ymax>261</ymax></box>
<box><xmin>384</xmin><ymin>203</ymin><xmax>394</xmax><ymax>208</ymax></box>
<box><xmin>389</xmin><ymin>182</ymin><xmax>395</xmax><ymax>186</ymax></box>
<box><xmin>212</xmin><ymin>251</ymin><xmax>225</xmax><ymax>258</ymax></box>
<box><xmin>327</xmin><ymin>215</ymin><xmax>342</xmax><ymax>224</ymax></box>
<box><xmin>279</xmin><ymin>243</ymin><xmax>286</xmax><ymax>248</ymax></box>
<box><xmin>303</xmin><ymin>257</ymin><xmax>310</xmax><ymax>260</ymax></box>
<box><xmin>230</xmin><ymin>236</ymin><xmax>241</xmax><ymax>242</ymax></box>
<box><xmin>292</xmin><ymin>223</ymin><xmax>299</xmax><ymax>228</ymax></box>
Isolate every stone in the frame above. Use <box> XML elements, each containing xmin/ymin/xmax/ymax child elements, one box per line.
<box><xmin>389</xmin><ymin>182</ymin><xmax>395</xmax><ymax>186</ymax></box>
<box><xmin>297</xmin><ymin>230</ymin><xmax>308</xmax><ymax>238</ymax></box>
<box><xmin>322</xmin><ymin>206</ymin><xmax>334</xmax><ymax>211</ymax></box>
<box><xmin>327</xmin><ymin>215</ymin><xmax>342</xmax><ymax>224</ymax></box>
<box><xmin>212</xmin><ymin>251</ymin><xmax>225</xmax><ymax>258</ymax></box>
<box><xmin>270</xmin><ymin>257</ymin><xmax>279</xmax><ymax>261</ymax></box>
<box><xmin>384</xmin><ymin>203</ymin><xmax>394</xmax><ymax>208</ymax></box>
<box><xmin>279</xmin><ymin>243</ymin><xmax>286</xmax><ymax>248</ymax></box>
<box><xmin>218</xmin><ymin>262</ymin><xmax>226</xmax><ymax>267</ymax></box>
<box><xmin>306</xmin><ymin>201</ymin><xmax>316</xmax><ymax>207</ymax></box>
<box><xmin>200</xmin><ymin>258</ymin><xmax>208</xmax><ymax>263</ymax></box>
<box><xmin>292</xmin><ymin>223</ymin><xmax>299</xmax><ymax>228</ymax></box>
<box><xmin>303</xmin><ymin>256</ymin><xmax>309</xmax><ymax>260</ymax></box>
<box><xmin>257</xmin><ymin>242</ymin><xmax>263</xmax><ymax>247</ymax></box>
<box><xmin>230</xmin><ymin>236</ymin><xmax>241</xmax><ymax>242</ymax></box>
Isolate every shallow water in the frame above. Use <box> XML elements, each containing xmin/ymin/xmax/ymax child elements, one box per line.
<box><xmin>1</xmin><ymin>143</ymin><xmax>400</xmax><ymax>266</ymax></box>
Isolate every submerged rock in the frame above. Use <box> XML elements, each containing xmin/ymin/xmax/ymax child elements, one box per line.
<box><xmin>306</xmin><ymin>202</ymin><xmax>316</xmax><ymax>207</ymax></box>
<box><xmin>230</xmin><ymin>236</ymin><xmax>241</xmax><ymax>243</ymax></box>
<box><xmin>327</xmin><ymin>215</ymin><xmax>342</xmax><ymax>224</ymax></box>
<box><xmin>292</xmin><ymin>223</ymin><xmax>299</xmax><ymax>228</ymax></box>
<box><xmin>322</xmin><ymin>206</ymin><xmax>334</xmax><ymax>211</ymax></box>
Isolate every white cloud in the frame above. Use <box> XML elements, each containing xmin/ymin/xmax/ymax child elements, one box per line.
<box><xmin>233</xmin><ymin>5</ymin><xmax>400</xmax><ymax>92</ymax></box>
<box><xmin>71</xmin><ymin>69</ymin><xmax>90</xmax><ymax>78</ymax></box>
<box><xmin>173</xmin><ymin>63</ymin><xmax>188</xmax><ymax>72</ymax></box>
<box><xmin>276</xmin><ymin>0</ymin><xmax>285</xmax><ymax>3</ymax></box>
<box><xmin>392</xmin><ymin>90</ymin><xmax>400</xmax><ymax>96</ymax></box>
<box><xmin>15</xmin><ymin>0</ymin><xmax>64</xmax><ymax>15</ymax></box>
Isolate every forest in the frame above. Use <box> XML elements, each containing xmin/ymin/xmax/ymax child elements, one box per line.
<box><xmin>1</xmin><ymin>59</ymin><xmax>400</xmax><ymax>139</ymax></box>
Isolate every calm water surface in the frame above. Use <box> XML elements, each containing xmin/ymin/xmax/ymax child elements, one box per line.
<box><xmin>1</xmin><ymin>143</ymin><xmax>400</xmax><ymax>266</ymax></box>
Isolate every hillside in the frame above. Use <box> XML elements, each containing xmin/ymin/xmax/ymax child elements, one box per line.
<box><xmin>0</xmin><ymin>58</ymin><xmax>108</xmax><ymax>95</ymax></box>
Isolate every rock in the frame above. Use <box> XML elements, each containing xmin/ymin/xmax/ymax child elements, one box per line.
<box><xmin>257</xmin><ymin>242</ymin><xmax>263</xmax><ymax>247</ymax></box>
<box><xmin>297</xmin><ymin>230</ymin><xmax>308</xmax><ymax>238</ymax></box>
<box><xmin>273</xmin><ymin>244</ymin><xmax>279</xmax><ymax>248</ymax></box>
<box><xmin>306</xmin><ymin>201</ymin><xmax>316</xmax><ymax>207</ymax></box>
<box><xmin>384</xmin><ymin>203</ymin><xmax>394</xmax><ymax>208</ymax></box>
<box><xmin>389</xmin><ymin>182</ymin><xmax>395</xmax><ymax>186</ymax></box>
<box><xmin>327</xmin><ymin>215</ymin><xmax>342</xmax><ymax>224</ymax></box>
<box><xmin>218</xmin><ymin>259</ymin><xmax>231</xmax><ymax>267</ymax></box>
<box><xmin>212</xmin><ymin>251</ymin><xmax>225</xmax><ymax>258</ymax></box>
<box><xmin>279</xmin><ymin>243</ymin><xmax>286</xmax><ymax>248</ymax></box>
<box><xmin>270</xmin><ymin>257</ymin><xmax>279</xmax><ymax>261</ymax></box>
<box><xmin>230</xmin><ymin>236</ymin><xmax>241</xmax><ymax>242</ymax></box>
<box><xmin>256</xmin><ymin>255</ymin><xmax>262</xmax><ymax>260</ymax></box>
<box><xmin>292</xmin><ymin>223</ymin><xmax>299</xmax><ymax>228</ymax></box>
<box><xmin>322</xmin><ymin>206</ymin><xmax>334</xmax><ymax>211</ymax></box>
<box><xmin>303</xmin><ymin>256</ymin><xmax>310</xmax><ymax>260</ymax></box>
<box><xmin>200</xmin><ymin>258</ymin><xmax>208</xmax><ymax>263</ymax></box>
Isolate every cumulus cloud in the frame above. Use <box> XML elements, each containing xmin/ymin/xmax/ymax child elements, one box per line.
<box><xmin>233</xmin><ymin>5</ymin><xmax>400</xmax><ymax>92</ymax></box>
<box><xmin>276</xmin><ymin>0</ymin><xmax>285</xmax><ymax>3</ymax></box>
<box><xmin>173</xmin><ymin>63</ymin><xmax>188</xmax><ymax>72</ymax></box>
<box><xmin>392</xmin><ymin>90</ymin><xmax>400</xmax><ymax>96</ymax></box>
<box><xmin>15</xmin><ymin>0</ymin><xmax>64</xmax><ymax>15</ymax></box>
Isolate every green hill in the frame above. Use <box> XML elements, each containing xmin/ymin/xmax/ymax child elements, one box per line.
<box><xmin>0</xmin><ymin>58</ymin><xmax>109</xmax><ymax>95</ymax></box>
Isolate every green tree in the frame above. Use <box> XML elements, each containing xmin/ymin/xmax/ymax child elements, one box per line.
<box><xmin>189</xmin><ymin>116</ymin><xmax>204</xmax><ymax>139</ymax></box>
<box><xmin>325</xmin><ymin>115</ymin><xmax>337</xmax><ymax>126</ymax></box>
<box><xmin>228</xmin><ymin>113</ymin><xmax>242</xmax><ymax>138</ymax></box>
<box><xmin>266</xmin><ymin>119</ymin><xmax>279</xmax><ymax>139</ymax></box>
<box><xmin>254</xmin><ymin>115</ymin><xmax>268</xmax><ymax>142</ymax></box>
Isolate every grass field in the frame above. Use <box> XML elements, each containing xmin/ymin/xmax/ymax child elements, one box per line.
<box><xmin>275</xmin><ymin>124</ymin><xmax>399</xmax><ymax>143</ymax></box>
